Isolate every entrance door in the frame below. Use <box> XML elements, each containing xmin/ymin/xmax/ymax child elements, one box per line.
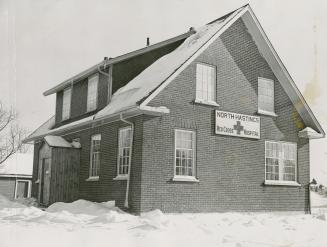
<box><xmin>40</xmin><ymin>158</ymin><xmax>51</xmax><ymax>205</ymax></box>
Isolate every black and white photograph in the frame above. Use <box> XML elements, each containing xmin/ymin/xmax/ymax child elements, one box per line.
<box><xmin>0</xmin><ymin>0</ymin><xmax>326</xmax><ymax>246</ymax></box>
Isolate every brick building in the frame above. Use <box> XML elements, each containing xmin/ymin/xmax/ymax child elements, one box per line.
<box><xmin>24</xmin><ymin>5</ymin><xmax>325</xmax><ymax>214</ymax></box>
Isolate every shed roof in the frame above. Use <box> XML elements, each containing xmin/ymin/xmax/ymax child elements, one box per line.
<box><xmin>0</xmin><ymin>153</ymin><xmax>33</xmax><ymax>177</ymax></box>
<box><xmin>44</xmin><ymin>135</ymin><xmax>77</xmax><ymax>148</ymax></box>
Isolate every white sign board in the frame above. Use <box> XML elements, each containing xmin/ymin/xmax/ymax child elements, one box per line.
<box><xmin>215</xmin><ymin>110</ymin><xmax>260</xmax><ymax>139</ymax></box>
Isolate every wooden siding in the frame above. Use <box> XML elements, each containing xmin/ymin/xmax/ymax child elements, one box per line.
<box><xmin>49</xmin><ymin>147</ymin><xmax>80</xmax><ymax>204</ymax></box>
<box><xmin>0</xmin><ymin>177</ymin><xmax>16</xmax><ymax>199</ymax></box>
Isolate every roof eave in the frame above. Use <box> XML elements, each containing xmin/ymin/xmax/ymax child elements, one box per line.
<box><xmin>24</xmin><ymin>105</ymin><xmax>170</xmax><ymax>143</ymax></box>
<box><xmin>243</xmin><ymin>6</ymin><xmax>325</xmax><ymax>137</ymax></box>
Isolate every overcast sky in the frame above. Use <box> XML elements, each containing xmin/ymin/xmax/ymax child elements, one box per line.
<box><xmin>0</xmin><ymin>0</ymin><xmax>326</xmax><ymax>183</ymax></box>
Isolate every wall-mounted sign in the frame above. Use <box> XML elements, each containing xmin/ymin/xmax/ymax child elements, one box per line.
<box><xmin>215</xmin><ymin>110</ymin><xmax>260</xmax><ymax>139</ymax></box>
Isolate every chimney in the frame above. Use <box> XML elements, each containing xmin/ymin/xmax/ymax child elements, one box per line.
<box><xmin>146</xmin><ymin>37</ymin><xmax>150</xmax><ymax>47</ymax></box>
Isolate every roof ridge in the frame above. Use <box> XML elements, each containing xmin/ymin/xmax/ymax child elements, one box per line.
<box><xmin>206</xmin><ymin>4</ymin><xmax>248</xmax><ymax>25</ymax></box>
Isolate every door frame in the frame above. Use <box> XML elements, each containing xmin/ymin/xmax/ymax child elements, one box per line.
<box><xmin>14</xmin><ymin>179</ymin><xmax>32</xmax><ymax>199</ymax></box>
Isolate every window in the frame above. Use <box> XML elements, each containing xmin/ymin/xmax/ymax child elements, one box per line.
<box><xmin>117</xmin><ymin>127</ymin><xmax>133</xmax><ymax>176</ymax></box>
<box><xmin>62</xmin><ymin>87</ymin><xmax>71</xmax><ymax>120</ymax></box>
<box><xmin>258</xmin><ymin>78</ymin><xmax>274</xmax><ymax>114</ymax></box>
<box><xmin>265</xmin><ymin>141</ymin><xmax>297</xmax><ymax>182</ymax></box>
<box><xmin>196</xmin><ymin>63</ymin><xmax>216</xmax><ymax>103</ymax></box>
<box><xmin>175</xmin><ymin>129</ymin><xmax>196</xmax><ymax>177</ymax></box>
<box><xmin>89</xmin><ymin>134</ymin><xmax>101</xmax><ymax>178</ymax></box>
<box><xmin>87</xmin><ymin>74</ymin><xmax>99</xmax><ymax>112</ymax></box>
<box><xmin>15</xmin><ymin>180</ymin><xmax>31</xmax><ymax>199</ymax></box>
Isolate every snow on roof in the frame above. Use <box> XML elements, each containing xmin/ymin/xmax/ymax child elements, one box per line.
<box><xmin>26</xmin><ymin>116</ymin><xmax>55</xmax><ymax>142</ymax></box>
<box><xmin>0</xmin><ymin>153</ymin><xmax>33</xmax><ymax>176</ymax></box>
<box><xmin>95</xmin><ymin>9</ymin><xmax>243</xmax><ymax>119</ymax></box>
<box><xmin>44</xmin><ymin>135</ymin><xmax>76</xmax><ymax>148</ymax></box>
<box><xmin>24</xmin><ymin>10</ymin><xmax>242</xmax><ymax>141</ymax></box>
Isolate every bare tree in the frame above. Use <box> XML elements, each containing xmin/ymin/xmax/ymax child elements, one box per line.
<box><xmin>0</xmin><ymin>102</ymin><xmax>27</xmax><ymax>165</ymax></box>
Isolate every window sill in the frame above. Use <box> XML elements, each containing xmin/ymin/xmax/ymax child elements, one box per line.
<box><xmin>86</xmin><ymin>176</ymin><xmax>99</xmax><ymax>182</ymax></box>
<box><xmin>113</xmin><ymin>175</ymin><xmax>128</xmax><ymax>181</ymax></box>
<box><xmin>264</xmin><ymin>180</ymin><xmax>301</xmax><ymax>187</ymax></box>
<box><xmin>172</xmin><ymin>176</ymin><xmax>199</xmax><ymax>183</ymax></box>
<box><xmin>194</xmin><ymin>99</ymin><xmax>220</xmax><ymax>107</ymax></box>
<box><xmin>257</xmin><ymin>110</ymin><xmax>278</xmax><ymax>117</ymax></box>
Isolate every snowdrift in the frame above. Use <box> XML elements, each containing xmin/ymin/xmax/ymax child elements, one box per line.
<box><xmin>0</xmin><ymin>193</ymin><xmax>327</xmax><ymax>247</ymax></box>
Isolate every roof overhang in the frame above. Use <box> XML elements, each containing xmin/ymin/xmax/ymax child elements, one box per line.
<box><xmin>299</xmin><ymin>127</ymin><xmax>324</xmax><ymax>139</ymax></box>
<box><xmin>23</xmin><ymin>105</ymin><xmax>170</xmax><ymax>143</ymax></box>
<box><xmin>43</xmin><ymin>32</ymin><xmax>191</xmax><ymax>96</ymax></box>
<box><xmin>241</xmin><ymin>6</ymin><xmax>325</xmax><ymax>137</ymax></box>
<box><xmin>0</xmin><ymin>174</ymin><xmax>32</xmax><ymax>178</ymax></box>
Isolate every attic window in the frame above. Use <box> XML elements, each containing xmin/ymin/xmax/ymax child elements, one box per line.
<box><xmin>258</xmin><ymin>78</ymin><xmax>275</xmax><ymax>116</ymax></box>
<box><xmin>196</xmin><ymin>63</ymin><xmax>216</xmax><ymax>104</ymax></box>
<box><xmin>87</xmin><ymin>74</ymin><xmax>99</xmax><ymax>112</ymax></box>
<box><xmin>62</xmin><ymin>87</ymin><xmax>71</xmax><ymax>121</ymax></box>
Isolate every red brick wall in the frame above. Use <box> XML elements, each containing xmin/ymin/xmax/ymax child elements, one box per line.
<box><xmin>140</xmin><ymin>18</ymin><xmax>310</xmax><ymax>213</ymax></box>
<box><xmin>32</xmin><ymin>19</ymin><xmax>311</xmax><ymax>214</ymax></box>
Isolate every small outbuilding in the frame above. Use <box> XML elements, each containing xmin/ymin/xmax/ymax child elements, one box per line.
<box><xmin>0</xmin><ymin>153</ymin><xmax>33</xmax><ymax>199</ymax></box>
<box><xmin>36</xmin><ymin>135</ymin><xmax>80</xmax><ymax>206</ymax></box>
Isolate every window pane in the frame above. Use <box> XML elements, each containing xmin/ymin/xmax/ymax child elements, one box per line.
<box><xmin>196</xmin><ymin>64</ymin><xmax>216</xmax><ymax>102</ymax></box>
<box><xmin>118</xmin><ymin>127</ymin><xmax>133</xmax><ymax>175</ymax></box>
<box><xmin>258</xmin><ymin>78</ymin><xmax>274</xmax><ymax>112</ymax></box>
<box><xmin>175</xmin><ymin>130</ymin><xmax>195</xmax><ymax>176</ymax></box>
<box><xmin>87</xmin><ymin>75</ymin><xmax>98</xmax><ymax>112</ymax></box>
<box><xmin>265</xmin><ymin>141</ymin><xmax>296</xmax><ymax>182</ymax></box>
<box><xmin>62</xmin><ymin>88</ymin><xmax>71</xmax><ymax>120</ymax></box>
<box><xmin>90</xmin><ymin>134</ymin><xmax>101</xmax><ymax>177</ymax></box>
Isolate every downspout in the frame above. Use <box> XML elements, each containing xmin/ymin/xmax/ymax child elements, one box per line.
<box><xmin>120</xmin><ymin>113</ymin><xmax>134</xmax><ymax>208</ymax></box>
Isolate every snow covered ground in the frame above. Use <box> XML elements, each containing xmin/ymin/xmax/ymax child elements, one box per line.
<box><xmin>1</xmin><ymin>193</ymin><xmax>327</xmax><ymax>247</ymax></box>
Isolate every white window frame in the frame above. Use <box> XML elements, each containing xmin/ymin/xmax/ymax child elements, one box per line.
<box><xmin>87</xmin><ymin>74</ymin><xmax>99</xmax><ymax>112</ymax></box>
<box><xmin>62</xmin><ymin>87</ymin><xmax>72</xmax><ymax>121</ymax></box>
<box><xmin>258</xmin><ymin>77</ymin><xmax>276</xmax><ymax>116</ymax></box>
<box><xmin>173</xmin><ymin>129</ymin><xmax>198</xmax><ymax>182</ymax></box>
<box><xmin>14</xmin><ymin>179</ymin><xmax>32</xmax><ymax>199</ymax></box>
<box><xmin>195</xmin><ymin>63</ymin><xmax>217</xmax><ymax>106</ymax></box>
<box><xmin>88</xmin><ymin>134</ymin><xmax>101</xmax><ymax>180</ymax></box>
<box><xmin>115</xmin><ymin>126</ymin><xmax>133</xmax><ymax>179</ymax></box>
<box><xmin>264</xmin><ymin>140</ymin><xmax>300</xmax><ymax>186</ymax></box>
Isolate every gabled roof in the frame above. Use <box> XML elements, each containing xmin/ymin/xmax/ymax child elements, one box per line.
<box><xmin>0</xmin><ymin>153</ymin><xmax>33</xmax><ymax>177</ymax></box>
<box><xmin>25</xmin><ymin>4</ymin><xmax>325</xmax><ymax>142</ymax></box>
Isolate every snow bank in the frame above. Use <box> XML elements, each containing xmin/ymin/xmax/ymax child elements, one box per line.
<box><xmin>1</xmin><ymin>194</ymin><xmax>327</xmax><ymax>247</ymax></box>
<box><xmin>0</xmin><ymin>194</ymin><xmax>26</xmax><ymax>209</ymax></box>
<box><xmin>46</xmin><ymin>199</ymin><xmax>117</xmax><ymax>215</ymax></box>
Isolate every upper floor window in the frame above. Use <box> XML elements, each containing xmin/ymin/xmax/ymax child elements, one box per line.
<box><xmin>196</xmin><ymin>63</ymin><xmax>216</xmax><ymax>103</ymax></box>
<box><xmin>117</xmin><ymin>127</ymin><xmax>133</xmax><ymax>176</ymax></box>
<box><xmin>62</xmin><ymin>87</ymin><xmax>71</xmax><ymax>120</ymax></box>
<box><xmin>265</xmin><ymin>141</ymin><xmax>297</xmax><ymax>183</ymax></box>
<box><xmin>87</xmin><ymin>74</ymin><xmax>99</xmax><ymax>112</ymax></box>
<box><xmin>175</xmin><ymin>129</ymin><xmax>196</xmax><ymax>177</ymax></box>
<box><xmin>89</xmin><ymin>134</ymin><xmax>101</xmax><ymax>178</ymax></box>
<box><xmin>258</xmin><ymin>77</ymin><xmax>275</xmax><ymax>114</ymax></box>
